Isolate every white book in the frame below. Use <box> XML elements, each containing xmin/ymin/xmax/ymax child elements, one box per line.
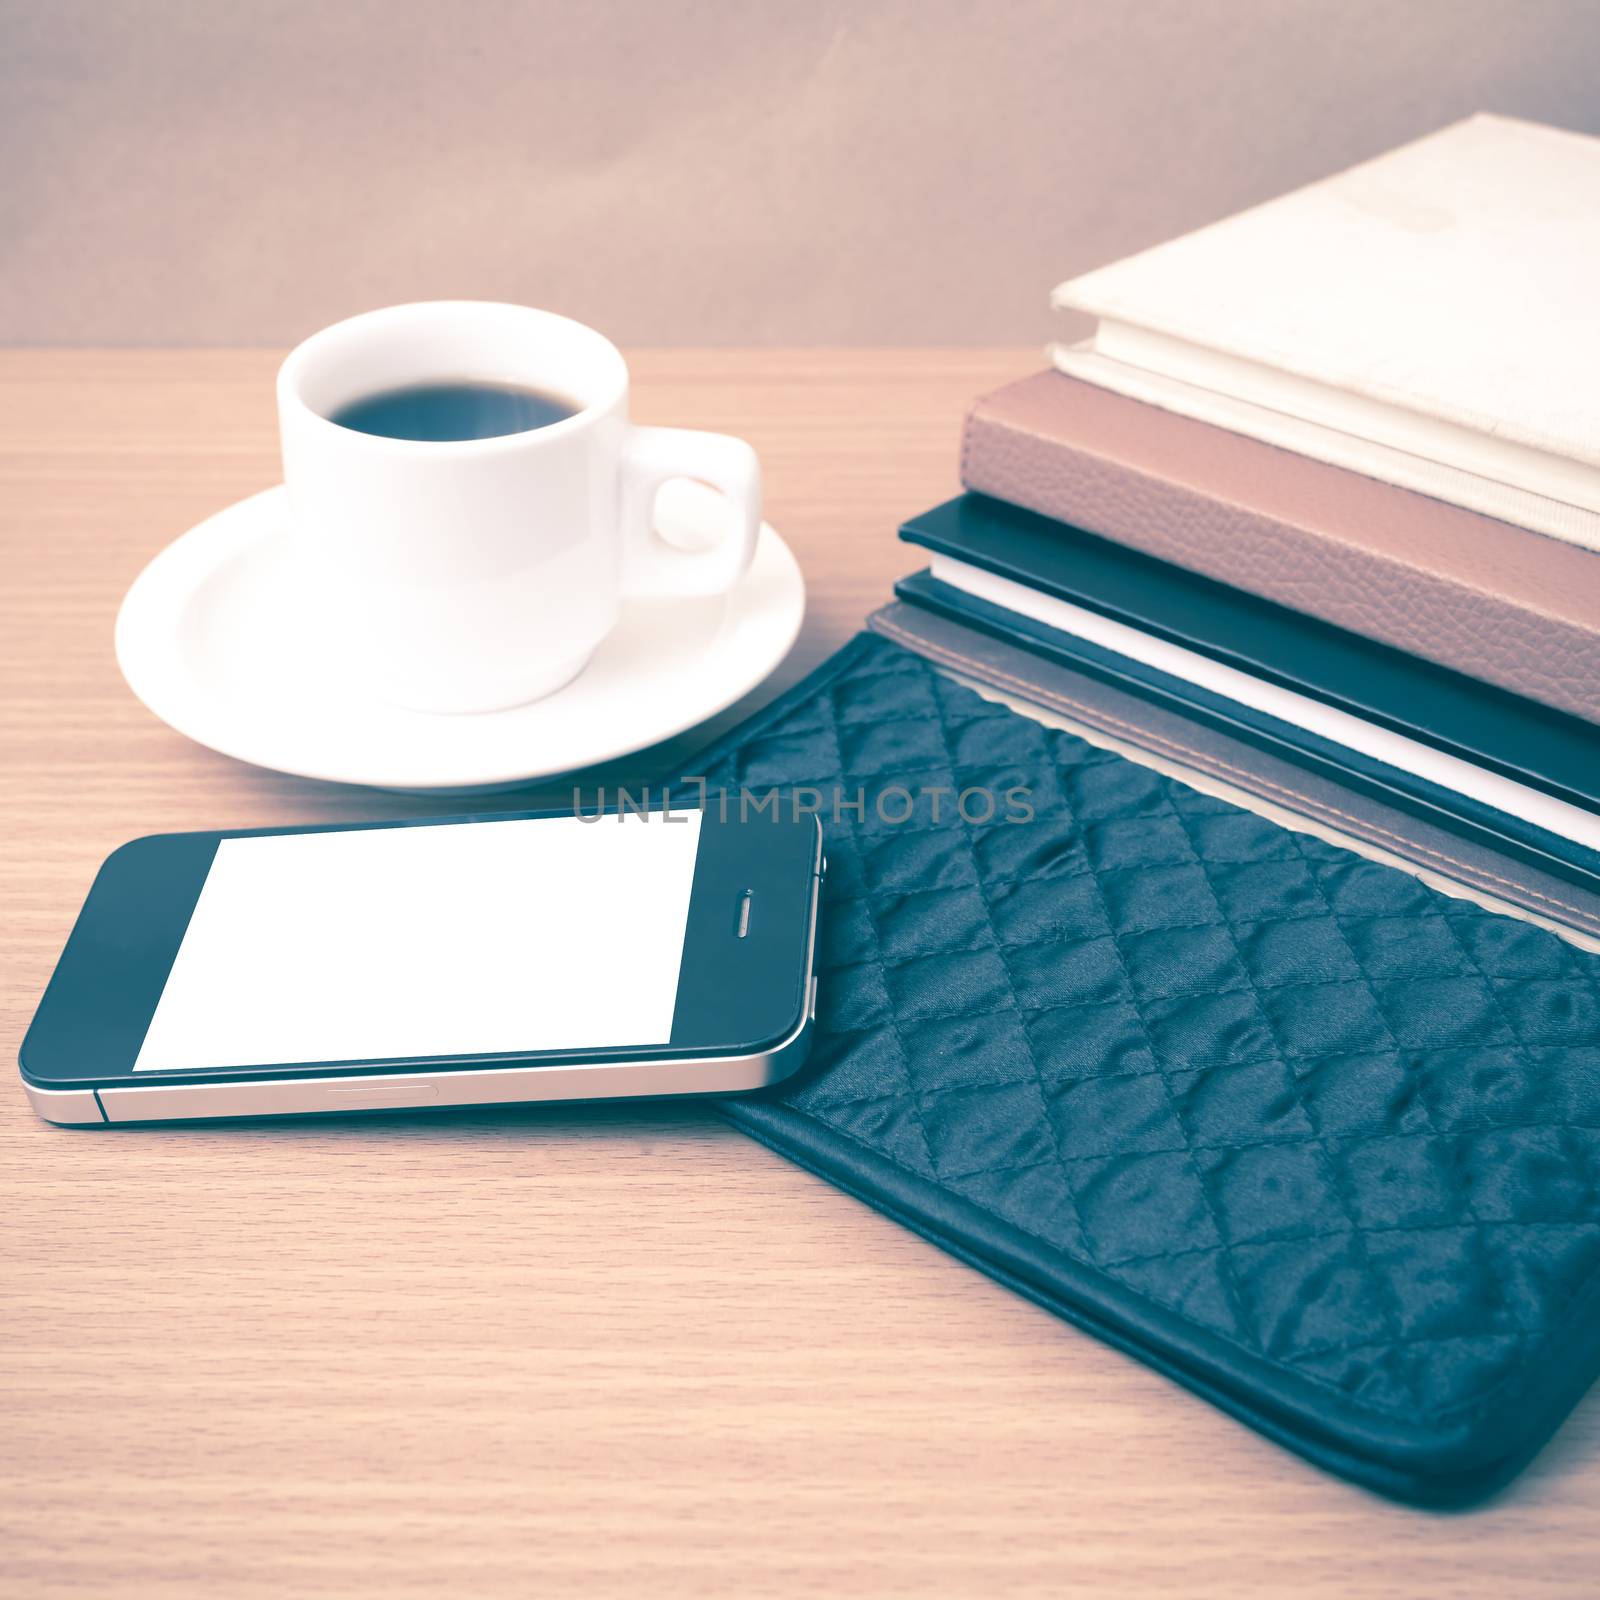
<box><xmin>1051</xmin><ymin>114</ymin><xmax>1600</xmax><ymax>553</ymax></box>
<box><xmin>927</xmin><ymin>552</ymin><xmax>1600</xmax><ymax>857</ymax></box>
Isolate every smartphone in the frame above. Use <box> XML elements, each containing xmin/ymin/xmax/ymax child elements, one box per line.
<box><xmin>20</xmin><ymin>805</ymin><xmax>822</xmax><ymax>1125</ymax></box>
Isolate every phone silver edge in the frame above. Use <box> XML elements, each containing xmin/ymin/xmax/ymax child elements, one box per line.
<box><xmin>27</xmin><ymin>848</ymin><xmax>824</xmax><ymax>1128</ymax></box>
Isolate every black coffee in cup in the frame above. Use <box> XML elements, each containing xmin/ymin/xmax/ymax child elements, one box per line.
<box><xmin>328</xmin><ymin>381</ymin><xmax>579</xmax><ymax>442</ymax></box>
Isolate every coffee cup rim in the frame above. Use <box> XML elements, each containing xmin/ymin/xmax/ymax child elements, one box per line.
<box><xmin>277</xmin><ymin>301</ymin><xmax>628</xmax><ymax>454</ymax></box>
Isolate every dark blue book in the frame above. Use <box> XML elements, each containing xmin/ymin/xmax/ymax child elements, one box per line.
<box><xmin>896</xmin><ymin>495</ymin><xmax>1600</xmax><ymax>895</ymax></box>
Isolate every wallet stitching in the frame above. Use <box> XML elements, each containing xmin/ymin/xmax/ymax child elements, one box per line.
<box><xmin>1169</xmin><ymin>793</ymin><xmax>1427</xmax><ymax>1401</ymax></box>
<box><xmin>833</xmin><ymin>876</ymin><xmax>1553</xmax><ymax>931</ymax></box>
<box><xmin>819</xmin><ymin>668</ymin><xmax>945</xmax><ymax>1179</ymax></box>
<box><xmin>924</xmin><ymin>665</ymin><xmax>1102</xmax><ymax>1253</ymax></box>
<box><xmin>708</xmin><ymin>635</ymin><xmax>1600</xmax><ymax>1437</ymax></box>
<box><xmin>1171</xmin><ymin>769</ymin><xmax>1425</xmax><ymax>1373</ymax></box>
<box><xmin>872</xmin><ymin>615</ymin><xmax>1600</xmax><ymax>930</ymax></box>
<box><xmin>869</xmin><ymin>937</ymin><xmax>1575</xmax><ymax>1002</ymax></box>
<box><xmin>791</xmin><ymin>1079</ymin><xmax>1594</xmax><ymax>1420</ymax></box>
<box><xmin>799</xmin><ymin>1070</ymin><xmax>1600</xmax><ymax>1164</ymax></box>
<box><xmin>817</xmin><ymin>994</ymin><xmax>1547</xmax><ymax>1062</ymax></box>
<box><xmin>1026</xmin><ymin>750</ymin><xmax>1266</xmax><ymax>1343</ymax></box>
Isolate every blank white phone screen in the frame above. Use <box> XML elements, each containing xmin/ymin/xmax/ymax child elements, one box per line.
<box><xmin>132</xmin><ymin>811</ymin><xmax>704</xmax><ymax>1072</ymax></box>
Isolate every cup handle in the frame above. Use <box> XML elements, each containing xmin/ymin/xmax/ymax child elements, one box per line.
<box><xmin>618</xmin><ymin>425</ymin><xmax>761</xmax><ymax>598</ymax></box>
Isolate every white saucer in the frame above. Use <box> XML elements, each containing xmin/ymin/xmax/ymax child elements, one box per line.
<box><xmin>115</xmin><ymin>483</ymin><xmax>805</xmax><ymax>792</ymax></box>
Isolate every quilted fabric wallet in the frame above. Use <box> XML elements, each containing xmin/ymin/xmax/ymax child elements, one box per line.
<box><xmin>692</xmin><ymin>632</ymin><xmax>1600</xmax><ymax>1506</ymax></box>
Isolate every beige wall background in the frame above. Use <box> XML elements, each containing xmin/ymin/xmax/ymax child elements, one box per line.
<box><xmin>4</xmin><ymin>0</ymin><xmax>1599</xmax><ymax>346</ymax></box>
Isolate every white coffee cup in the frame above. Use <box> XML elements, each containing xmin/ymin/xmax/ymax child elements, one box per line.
<box><xmin>277</xmin><ymin>301</ymin><xmax>761</xmax><ymax>714</ymax></box>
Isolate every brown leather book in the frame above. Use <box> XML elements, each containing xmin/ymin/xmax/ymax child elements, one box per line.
<box><xmin>961</xmin><ymin>370</ymin><xmax>1600</xmax><ymax>724</ymax></box>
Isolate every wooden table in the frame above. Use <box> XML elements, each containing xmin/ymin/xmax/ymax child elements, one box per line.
<box><xmin>3</xmin><ymin>351</ymin><xmax>1597</xmax><ymax>1598</ymax></box>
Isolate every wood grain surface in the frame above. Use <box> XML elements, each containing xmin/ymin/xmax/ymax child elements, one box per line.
<box><xmin>3</xmin><ymin>350</ymin><xmax>1598</xmax><ymax>1599</ymax></box>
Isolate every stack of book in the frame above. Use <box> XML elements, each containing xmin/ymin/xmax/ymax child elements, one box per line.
<box><xmin>879</xmin><ymin>113</ymin><xmax>1600</xmax><ymax>934</ymax></box>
